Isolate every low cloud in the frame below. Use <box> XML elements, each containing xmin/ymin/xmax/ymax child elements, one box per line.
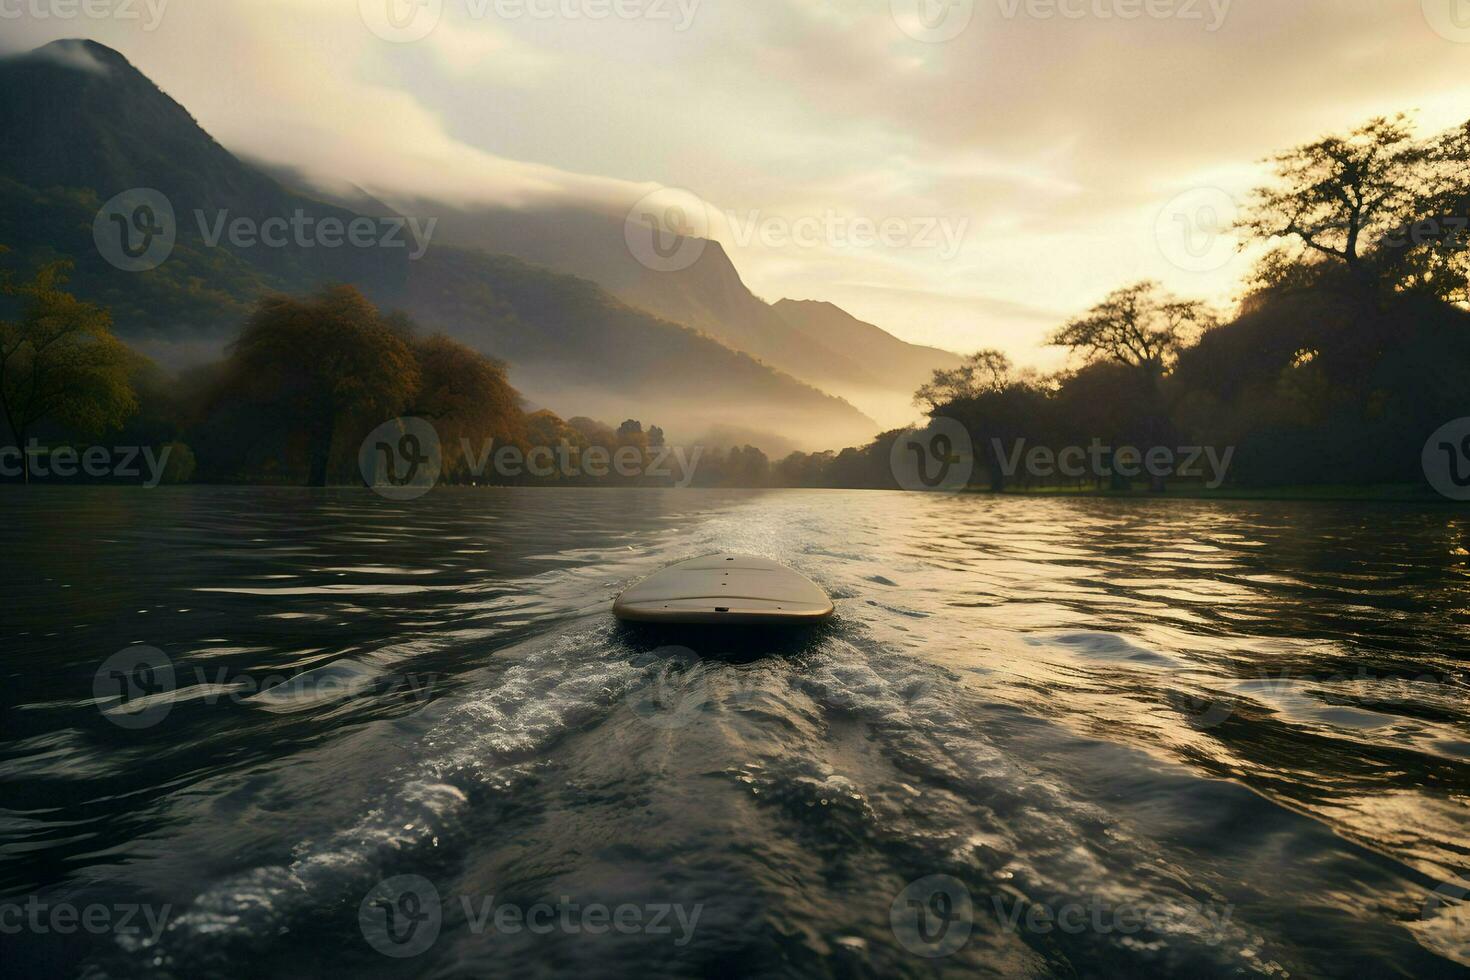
<box><xmin>20</xmin><ymin>37</ymin><xmax>111</xmax><ymax>74</ymax></box>
<box><xmin>2</xmin><ymin>0</ymin><xmax>1466</xmax><ymax>360</ymax></box>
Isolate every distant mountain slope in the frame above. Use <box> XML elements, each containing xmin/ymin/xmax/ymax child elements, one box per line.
<box><xmin>3</xmin><ymin>41</ymin><xmax>289</xmax><ymax>213</ymax></box>
<box><xmin>0</xmin><ymin>38</ymin><xmax>406</xmax><ymax>342</ymax></box>
<box><xmin>0</xmin><ymin>39</ymin><xmax>873</xmax><ymax>448</ymax></box>
<box><xmin>772</xmin><ymin>299</ymin><xmax>965</xmax><ymax>395</ymax></box>
<box><xmin>339</xmin><ymin>197</ymin><xmax>969</xmax><ymax>426</ymax></box>
<box><xmin>267</xmin><ymin>164</ymin><xmax>966</xmax><ymax>429</ymax></box>
<box><xmin>611</xmin><ymin>240</ymin><xmax>887</xmax><ymax>393</ymax></box>
<box><xmin>402</xmin><ymin>248</ymin><xmax>876</xmax><ymax>448</ymax></box>
<box><xmin>367</xmin><ymin>200</ymin><xmax>880</xmax><ymax>389</ymax></box>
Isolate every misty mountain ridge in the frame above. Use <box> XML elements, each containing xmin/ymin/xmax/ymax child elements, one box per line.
<box><xmin>272</xmin><ymin>176</ymin><xmax>962</xmax><ymax>429</ymax></box>
<box><xmin>772</xmin><ymin>298</ymin><xmax>966</xmax><ymax>427</ymax></box>
<box><xmin>0</xmin><ymin>38</ymin><xmax>408</xmax><ymax>321</ymax></box>
<box><xmin>1</xmin><ymin>38</ymin><xmax>880</xmax><ymax>449</ymax></box>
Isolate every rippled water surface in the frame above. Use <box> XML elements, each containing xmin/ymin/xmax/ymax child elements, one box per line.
<box><xmin>3</xmin><ymin>488</ymin><xmax>1469</xmax><ymax>978</ymax></box>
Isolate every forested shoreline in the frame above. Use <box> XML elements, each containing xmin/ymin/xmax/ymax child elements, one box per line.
<box><xmin>3</xmin><ymin>113</ymin><xmax>1467</xmax><ymax>494</ymax></box>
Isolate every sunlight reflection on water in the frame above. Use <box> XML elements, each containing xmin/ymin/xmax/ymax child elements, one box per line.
<box><xmin>1</xmin><ymin>488</ymin><xmax>1467</xmax><ymax>977</ymax></box>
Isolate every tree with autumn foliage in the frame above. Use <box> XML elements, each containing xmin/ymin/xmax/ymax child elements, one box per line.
<box><xmin>198</xmin><ymin>287</ymin><xmax>537</xmax><ymax>486</ymax></box>
<box><xmin>0</xmin><ymin>251</ymin><xmax>139</xmax><ymax>482</ymax></box>
<box><xmin>213</xmin><ymin>286</ymin><xmax>420</xmax><ymax>486</ymax></box>
<box><xmin>409</xmin><ymin>333</ymin><xmax>524</xmax><ymax>480</ymax></box>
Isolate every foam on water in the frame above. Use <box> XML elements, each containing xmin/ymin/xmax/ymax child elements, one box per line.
<box><xmin>129</xmin><ymin>623</ymin><xmax>648</xmax><ymax>973</ymax></box>
<box><xmin>3</xmin><ymin>489</ymin><xmax>1465</xmax><ymax>978</ymax></box>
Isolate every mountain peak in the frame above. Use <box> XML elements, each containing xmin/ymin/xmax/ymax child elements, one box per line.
<box><xmin>775</xmin><ymin>298</ymin><xmax>842</xmax><ymax>314</ymax></box>
<box><xmin>0</xmin><ymin>36</ymin><xmax>246</xmax><ymax>203</ymax></box>
<box><xmin>21</xmin><ymin>38</ymin><xmax>133</xmax><ymax>75</ymax></box>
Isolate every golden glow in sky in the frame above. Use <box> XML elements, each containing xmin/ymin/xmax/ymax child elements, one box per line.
<box><xmin>7</xmin><ymin>0</ymin><xmax>1468</xmax><ymax>364</ymax></box>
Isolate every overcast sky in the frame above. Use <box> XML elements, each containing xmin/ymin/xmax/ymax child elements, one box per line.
<box><xmin>6</xmin><ymin>0</ymin><xmax>1469</xmax><ymax>363</ymax></box>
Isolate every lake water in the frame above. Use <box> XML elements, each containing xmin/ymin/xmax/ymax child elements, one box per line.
<box><xmin>2</xmin><ymin>488</ymin><xmax>1468</xmax><ymax>978</ymax></box>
